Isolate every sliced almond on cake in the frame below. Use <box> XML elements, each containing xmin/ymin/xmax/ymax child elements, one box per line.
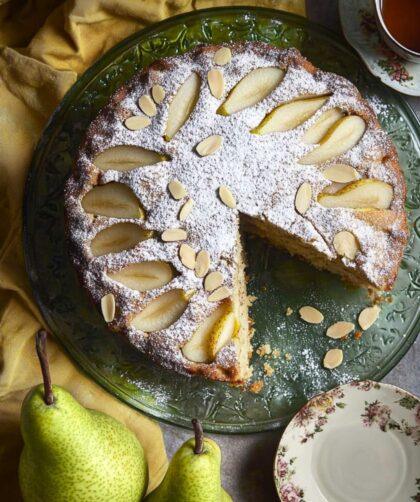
<box><xmin>208</xmin><ymin>286</ymin><xmax>231</xmax><ymax>302</ymax></box>
<box><xmin>182</xmin><ymin>302</ymin><xmax>236</xmax><ymax>363</ymax></box>
<box><xmin>90</xmin><ymin>223</ymin><xmax>153</xmax><ymax>256</ymax></box>
<box><xmin>152</xmin><ymin>85</ymin><xmax>165</xmax><ymax>104</ymax></box>
<box><xmin>326</xmin><ymin>321</ymin><xmax>355</xmax><ymax>339</ymax></box>
<box><xmin>161</xmin><ymin>228</ymin><xmax>188</xmax><ymax>242</ymax></box>
<box><xmin>299</xmin><ymin>116</ymin><xmax>366</xmax><ymax>165</ymax></box>
<box><xmin>358</xmin><ymin>305</ymin><xmax>380</xmax><ymax>330</ymax></box>
<box><xmin>208</xmin><ymin>69</ymin><xmax>225</xmax><ymax>99</ymax></box>
<box><xmin>333</xmin><ymin>231</ymin><xmax>359</xmax><ymax>260</ymax></box>
<box><xmin>124</xmin><ymin>116</ymin><xmax>151</xmax><ymax>130</ymax></box>
<box><xmin>204</xmin><ymin>271</ymin><xmax>224</xmax><ymax>292</ymax></box>
<box><xmin>219</xmin><ymin>185</ymin><xmax>236</xmax><ymax>208</ymax></box>
<box><xmin>213</xmin><ymin>47</ymin><xmax>232</xmax><ymax>66</ymax></box>
<box><xmin>179</xmin><ymin>244</ymin><xmax>196</xmax><ymax>269</ymax></box>
<box><xmin>82</xmin><ymin>182</ymin><xmax>145</xmax><ymax>219</ymax></box>
<box><xmin>318</xmin><ymin>179</ymin><xmax>393</xmax><ymax>209</ymax></box>
<box><xmin>101</xmin><ymin>293</ymin><xmax>115</xmax><ymax>322</ymax></box>
<box><xmin>302</xmin><ymin>107</ymin><xmax>345</xmax><ymax>144</ymax></box>
<box><xmin>179</xmin><ymin>198</ymin><xmax>194</xmax><ymax>221</ymax></box>
<box><xmin>322</xmin><ymin>164</ymin><xmax>359</xmax><ymax>183</ymax></box>
<box><xmin>168</xmin><ymin>179</ymin><xmax>187</xmax><ymax>200</ymax></box>
<box><xmin>138</xmin><ymin>95</ymin><xmax>157</xmax><ymax>117</ymax></box>
<box><xmin>108</xmin><ymin>261</ymin><xmax>174</xmax><ymax>292</ymax></box>
<box><xmin>131</xmin><ymin>289</ymin><xmax>192</xmax><ymax>332</ymax></box>
<box><xmin>196</xmin><ymin>135</ymin><xmax>223</xmax><ymax>156</ymax></box>
<box><xmin>323</xmin><ymin>348</ymin><xmax>343</xmax><ymax>369</ymax></box>
<box><xmin>252</xmin><ymin>95</ymin><xmax>329</xmax><ymax>134</ymax></box>
<box><xmin>93</xmin><ymin>145</ymin><xmax>168</xmax><ymax>172</ymax></box>
<box><xmin>195</xmin><ymin>250</ymin><xmax>211</xmax><ymax>278</ymax></box>
<box><xmin>295</xmin><ymin>182</ymin><xmax>312</xmax><ymax>215</ymax></box>
<box><xmin>217</xmin><ymin>67</ymin><xmax>285</xmax><ymax>116</ymax></box>
<box><xmin>164</xmin><ymin>72</ymin><xmax>201</xmax><ymax>141</ymax></box>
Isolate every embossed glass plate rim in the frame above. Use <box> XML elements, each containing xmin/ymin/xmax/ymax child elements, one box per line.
<box><xmin>23</xmin><ymin>6</ymin><xmax>420</xmax><ymax>433</ymax></box>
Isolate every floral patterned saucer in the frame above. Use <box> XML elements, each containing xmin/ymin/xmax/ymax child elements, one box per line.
<box><xmin>274</xmin><ymin>381</ymin><xmax>420</xmax><ymax>501</ymax></box>
<box><xmin>339</xmin><ymin>0</ymin><xmax>420</xmax><ymax>96</ymax></box>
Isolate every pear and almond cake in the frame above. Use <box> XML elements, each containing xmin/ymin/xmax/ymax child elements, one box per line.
<box><xmin>65</xmin><ymin>43</ymin><xmax>408</xmax><ymax>384</ymax></box>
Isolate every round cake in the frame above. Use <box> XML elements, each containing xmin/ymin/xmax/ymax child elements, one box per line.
<box><xmin>65</xmin><ymin>42</ymin><xmax>408</xmax><ymax>384</ymax></box>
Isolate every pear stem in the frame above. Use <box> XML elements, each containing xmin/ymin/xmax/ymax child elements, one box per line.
<box><xmin>35</xmin><ymin>330</ymin><xmax>54</xmax><ymax>405</ymax></box>
<box><xmin>192</xmin><ymin>418</ymin><xmax>204</xmax><ymax>454</ymax></box>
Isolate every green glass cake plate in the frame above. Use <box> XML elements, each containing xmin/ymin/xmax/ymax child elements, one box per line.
<box><xmin>23</xmin><ymin>7</ymin><xmax>420</xmax><ymax>433</ymax></box>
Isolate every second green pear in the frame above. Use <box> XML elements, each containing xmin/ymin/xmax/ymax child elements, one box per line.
<box><xmin>145</xmin><ymin>420</ymin><xmax>232</xmax><ymax>502</ymax></box>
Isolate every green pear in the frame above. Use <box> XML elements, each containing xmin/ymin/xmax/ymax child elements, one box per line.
<box><xmin>146</xmin><ymin>418</ymin><xmax>232</xmax><ymax>502</ymax></box>
<box><xmin>19</xmin><ymin>330</ymin><xmax>148</xmax><ymax>502</ymax></box>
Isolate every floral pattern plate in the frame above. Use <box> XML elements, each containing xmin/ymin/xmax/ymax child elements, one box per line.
<box><xmin>339</xmin><ymin>0</ymin><xmax>420</xmax><ymax>96</ymax></box>
<box><xmin>24</xmin><ymin>7</ymin><xmax>420</xmax><ymax>433</ymax></box>
<box><xmin>274</xmin><ymin>381</ymin><xmax>420</xmax><ymax>501</ymax></box>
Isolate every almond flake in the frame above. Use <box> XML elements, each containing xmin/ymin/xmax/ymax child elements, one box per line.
<box><xmin>323</xmin><ymin>348</ymin><xmax>343</xmax><ymax>369</ymax></box>
<box><xmin>295</xmin><ymin>182</ymin><xmax>312</xmax><ymax>215</ymax></box>
<box><xmin>208</xmin><ymin>286</ymin><xmax>231</xmax><ymax>302</ymax></box>
<box><xmin>195</xmin><ymin>250</ymin><xmax>211</xmax><ymax>278</ymax></box>
<box><xmin>358</xmin><ymin>305</ymin><xmax>380</xmax><ymax>330</ymax></box>
<box><xmin>204</xmin><ymin>271</ymin><xmax>224</xmax><ymax>292</ymax></box>
<box><xmin>322</xmin><ymin>164</ymin><xmax>359</xmax><ymax>183</ymax></box>
<box><xmin>213</xmin><ymin>47</ymin><xmax>232</xmax><ymax>66</ymax></box>
<box><xmin>101</xmin><ymin>293</ymin><xmax>115</xmax><ymax>322</ymax></box>
<box><xmin>179</xmin><ymin>244</ymin><xmax>196</xmax><ymax>269</ymax></box>
<box><xmin>326</xmin><ymin>321</ymin><xmax>355</xmax><ymax>339</ymax></box>
<box><xmin>152</xmin><ymin>85</ymin><xmax>165</xmax><ymax>104</ymax></box>
<box><xmin>218</xmin><ymin>185</ymin><xmax>236</xmax><ymax>208</ymax></box>
<box><xmin>179</xmin><ymin>198</ymin><xmax>194</xmax><ymax>221</ymax></box>
<box><xmin>124</xmin><ymin>116</ymin><xmax>151</xmax><ymax>130</ymax></box>
<box><xmin>208</xmin><ymin>69</ymin><xmax>225</xmax><ymax>99</ymax></box>
<box><xmin>138</xmin><ymin>95</ymin><xmax>157</xmax><ymax>117</ymax></box>
<box><xmin>333</xmin><ymin>231</ymin><xmax>359</xmax><ymax>260</ymax></box>
<box><xmin>161</xmin><ymin>228</ymin><xmax>187</xmax><ymax>242</ymax></box>
<box><xmin>168</xmin><ymin>179</ymin><xmax>186</xmax><ymax>200</ymax></box>
<box><xmin>196</xmin><ymin>135</ymin><xmax>223</xmax><ymax>156</ymax></box>
<box><xmin>299</xmin><ymin>306</ymin><xmax>324</xmax><ymax>324</ymax></box>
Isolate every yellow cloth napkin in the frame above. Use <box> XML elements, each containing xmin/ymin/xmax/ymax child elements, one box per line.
<box><xmin>0</xmin><ymin>0</ymin><xmax>305</xmax><ymax>500</ymax></box>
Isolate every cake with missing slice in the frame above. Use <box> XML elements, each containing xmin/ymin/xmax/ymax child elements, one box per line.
<box><xmin>65</xmin><ymin>43</ymin><xmax>408</xmax><ymax>384</ymax></box>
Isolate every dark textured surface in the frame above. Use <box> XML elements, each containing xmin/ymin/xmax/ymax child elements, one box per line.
<box><xmin>161</xmin><ymin>2</ymin><xmax>420</xmax><ymax>500</ymax></box>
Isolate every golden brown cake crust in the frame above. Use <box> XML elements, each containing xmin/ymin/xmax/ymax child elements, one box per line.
<box><xmin>65</xmin><ymin>42</ymin><xmax>408</xmax><ymax>384</ymax></box>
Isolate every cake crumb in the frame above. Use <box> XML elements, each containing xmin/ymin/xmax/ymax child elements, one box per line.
<box><xmin>263</xmin><ymin>362</ymin><xmax>274</xmax><ymax>377</ymax></box>
<box><xmin>272</xmin><ymin>349</ymin><xmax>280</xmax><ymax>358</ymax></box>
<box><xmin>340</xmin><ymin>335</ymin><xmax>348</xmax><ymax>342</ymax></box>
<box><xmin>247</xmin><ymin>295</ymin><xmax>258</xmax><ymax>306</ymax></box>
<box><xmin>285</xmin><ymin>307</ymin><xmax>294</xmax><ymax>316</ymax></box>
<box><xmin>284</xmin><ymin>353</ymin><xmax>292</xmax><ymax>361</ymax></box>
<box><xmin>354</xmin><ymin>330</ymin><xmax>363</xmax><ymax>340</ymax></box>
<box><xmin>256</xmin><ymin>344</ymin><xmax>272</xmax><ymax>357</ymax></box>
<box><xmin>249</xmin><ymin>380</ymin><xmax>264</xmax><ymax>393</ymax></box>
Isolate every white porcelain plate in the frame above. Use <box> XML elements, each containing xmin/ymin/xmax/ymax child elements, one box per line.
<box><xmin>339</xmin><ymin>0</ymin><xmax>420</xmax><ymax>96</ymax></box>
<box><xmin>274</xmin><ymin>381</ymin><xmax>420</xmax><ymax>501</ymax></box>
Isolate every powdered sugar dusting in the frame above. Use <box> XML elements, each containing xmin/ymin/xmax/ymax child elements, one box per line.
<box><xmin>65</xmin><ymin>43</ymin><xmax>407</xmax><ymax>381</ymax></box>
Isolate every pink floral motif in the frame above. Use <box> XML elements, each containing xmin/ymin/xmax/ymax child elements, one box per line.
<box><xmin>358</xmin><ymin>9</ymin><xmax>413</xmax><ymax>84</ymax></box>
<box><xmin>362</xmin><ymin>400</ymin><xmax>392</xmax><ymax>431</ymax></box>
<box><xmin>361</xmin><ymin>398</ymin><xmax>420</xmax><ymax>445</ymax></box>
<box><xmin>275</xmin><ymin>446</ymin><xmax>306</xmax><ymax>501</ymax></box>
<box><xmin>280</xmin><ymin>483</ymin><xmax>304</xmax><ymax>502</ymax></box>
<box><xmin>277</xmin><ymin>456</ymin><xmax>288</xmax><ymax>479</ymax></box>
<box><xmin>292</xmin><ymin>389</ymin><xmax>346</xmax><ymax>443</ymax></box>
<box><xmin>293</xmin><ymin>405</ymin><xmax>315</xmax><ymax>427</ymax></box>
<box><xmin>350</xmin><ymin>380</ymin><xmax>380</xmax><ymax>391</ymax></box>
